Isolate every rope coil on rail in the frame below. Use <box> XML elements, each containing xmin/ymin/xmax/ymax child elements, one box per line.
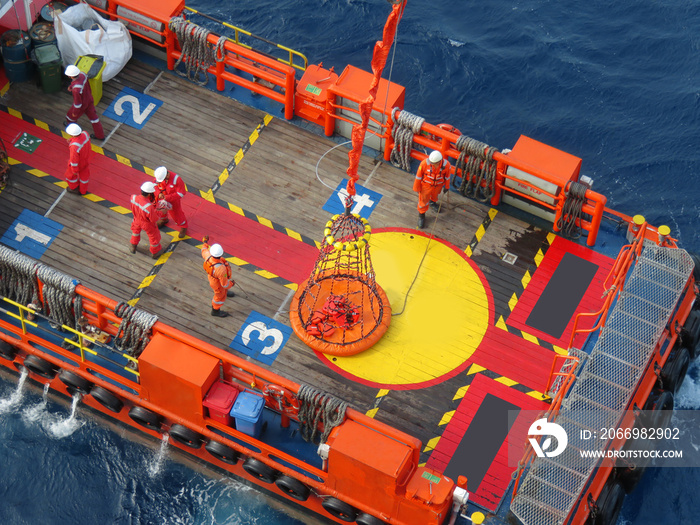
<box><xmin>0</xmin><ymin>245</ymin><xmax>40</xmax><ymax>308</ymax></box>
<box><xmin>169</xmin><ymin>16</ymin><xmax>227</xmax><ymax>86</ymax></box>
<box><xmin>114</xmin><ymin>302</ymin><xmax>158</xmax><ymax>358</ymax></box>
<box><xmin>556</xmin><ymin>181</ymin><xmax>587</xmax><ymax>239</ymax></box>
<box><xmin>296</xmin><ymin>384</ymin><xmax>348</xmax><ymax>444</ymax></box>
<box><xmin>36</xmin><ymin>265</ymin><xmax>81</xmax><ymax>330</ymax></box>
<box><xmin>390</xmin><ymin>108</ymin><xmax>425</xmax><ymax>171</ymax></box>
<box><xmin>455</xmin><ymin>134</ymin><xmax>498</xmax><ymax>202</ymax></box>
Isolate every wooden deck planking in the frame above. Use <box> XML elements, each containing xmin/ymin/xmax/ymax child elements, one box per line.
<box><xmin>0</xmin><ymin>53</ymin><xmax>567</xmax><ymax>452</ymax></box>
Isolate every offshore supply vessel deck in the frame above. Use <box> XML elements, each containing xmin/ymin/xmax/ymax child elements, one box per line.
<box><xmin>1</xmin><ymin>1</ymin><xmax>699</xmax><ymax>524</ymax></box>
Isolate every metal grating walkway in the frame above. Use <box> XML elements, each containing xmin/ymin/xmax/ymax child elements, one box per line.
<box><xmin>510</xmin><ymin>245</ymin><xmax>694</xmax><ymax>525</ymax></box>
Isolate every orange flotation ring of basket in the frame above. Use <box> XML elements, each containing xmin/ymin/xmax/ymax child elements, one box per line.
<box><xmin>429</xmin><ymin>123</ymin><xmax>461</xmax><ymax>143</ymax></box>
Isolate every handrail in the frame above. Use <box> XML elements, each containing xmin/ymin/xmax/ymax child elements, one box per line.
<box><xmin>566</xmin><ymin>222</ymin><xmax>647</xmax><ymax>350</ymax></box>
<box><xmin>183</xmin><ymin>6</ymin><xmax>308</xmax><ymax>71</ymax></box>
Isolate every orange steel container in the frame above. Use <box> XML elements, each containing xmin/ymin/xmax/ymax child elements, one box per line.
<box><xmin>295</xmin><ymin>64</ymin><xmax>338</xmax><ymax>127</ymax></box>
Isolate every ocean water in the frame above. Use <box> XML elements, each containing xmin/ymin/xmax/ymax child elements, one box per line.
<box><xmin>2</xmin><ymin>1</ymin><xmax>700</xmax><ymax>524</ymax></box>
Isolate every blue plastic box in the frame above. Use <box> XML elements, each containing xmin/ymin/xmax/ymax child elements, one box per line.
<box><xmin>229</xmin><ymin>391</ymin><xmax>265</xmax><ymax>438</ymax></box>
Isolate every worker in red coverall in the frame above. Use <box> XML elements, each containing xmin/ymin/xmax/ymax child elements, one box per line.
<box><xmin>64</xmin><ymin>123</ymin><xmax>91</xmax><ymax>195</ymax></box>
<box><xmin>413</xmin><ymin>150</ymin><xmax>451</xmax><ymax>229</ymax></box>
<box><xmin>129</xmin><ymin>181</ymin><xmax>164</xmax><ymax>259</ymax></box>
<box><xmin>64</xmin><ymin>64</ymin><xmax>105</xmax><ymax>140</ymax></box>
<box><xmin>201</xmin><ymin>236</ymin><xmax>235</xmax><ymax>318</ymax></box>
<box><xmin>154</xmin><ymin>165</ymin><xmax>188</xmax><ymax>238</ymax></box>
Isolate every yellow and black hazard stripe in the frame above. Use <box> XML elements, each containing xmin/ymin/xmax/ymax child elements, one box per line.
<box><xmin>464</xmin><ymin>208</ymin><xmax>498</xmax><ymax>258</ymax></box>
<box><xmin>0</xmin><ymin>104</ymin><xmax>318</xmax><ymax>249</ymax></box>
<box><xmin>365</xmin><ymin>389</ymin><xmax>390</xmax><ymax>419</ymax></box>
<box><xmin>418</xmin><ymin>363</ymin><xmax>547</xmax><ymax>466</ymax></box>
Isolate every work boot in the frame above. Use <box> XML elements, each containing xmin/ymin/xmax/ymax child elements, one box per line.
<box><xmin>66</xmin><ymin>187</ymin><xmax>81</xmax><ymax>195</ymax></box>
<box><xmin>227</xmin><ymin>290</ymin><xmax>236</xmax><ymax>298</ymax></box>
<box><xmin>129</xmin><ymin>244</ymin><xmax>137</xmax><ymax>254</ymax></box>
<box><xmin>418</xmin><ymin>213</ymin><xmax>426</xmax><ymax>229</ymax></box>
<box><xmin>429</xmin><ymin>201</ymin><xmax>439</xmax><ymax>211</ymax></box>
<box><xmin>151</xmin><ymin>247</ymin><xmax>165</xmax><ymax>259</ymax></box>
<box><xmin>156</xmin><ymin>218</ymin><xmax>168</xmax><ymax>229</ymax></box>
<box><xmin>211</xmin><ymin>308</ymin><xmax>229</xmax><ymax>318</ymax></box>
<box><xmin>178</xmin><ymin>227</ymin><xmax>187</xmax><ymax>239</ymax></box>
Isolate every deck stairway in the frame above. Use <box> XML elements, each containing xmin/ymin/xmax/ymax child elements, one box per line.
<box><xmin>510</xmin><ymin>245</ymin><xmax>694</xmax><ymax>525</ymax></box>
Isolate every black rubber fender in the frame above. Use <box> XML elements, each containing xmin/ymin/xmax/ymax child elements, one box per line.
<box><xmin>205</xmin><ymin>440</ymin><xmax>239</xmax><ymax>465</ymax></box>
<box><xmin>274</xmin><ymin>475</ymin><xmax>310</xmax><ymax>501</ymax></box>
<box><xmin>356</xmin><ymin>512</ymin><xmax>388</xmax><ymax>525</ymax></box>
<box><xmin>242</xmin><ymin>457</ymin><xmax>278</xmax><ymax>484</ymax></box>
<box><xmin>681</xmin><ymin>309</ymin><xmax>700</xmax><ymax>357</ymax></box>
<box><xmin>643</xmin><ymin>389</ymin><xmax>674</xmax><ymax>429</ymax></box>
<box><xmin>660</xmin><ymin>346</ymin><xmax>690</xmax><ymax>395</ymax></box>
<box><xmin>23</xmin><ymin>354</ymin><xmax>57</xmax><ymax>379</ymax></box>
<box><xmin>128</xmin><ymin>405</ymin><xmax>163</xmax><ymax>432</ymax></box>
<box><xmin>169</xmin><ymin>423</ymin><xmax>203</xmax><ymax>449</ymax></box>
<box><xmin>591</xmin><ymin>479</ymin><xmax>625</xmax><ymax>525</ymax></box>
<box><xmin>321</xmin><ymin>497</ymin><xmax>357</xmax><ymax>522</ymax></box>
<box><xmin>0</xmin><ymin>340</ymin><xmax>17</xmax><ymax>360</ymax></box>
<box><xmin>90</xmin><ymin>386</ymin><xmax>123</xmax><ymax>413</ymax></box>
<box><xmin>58</xmin><ymin>369</ymin><xmax>93</xmax><ymax>394</ymax></box>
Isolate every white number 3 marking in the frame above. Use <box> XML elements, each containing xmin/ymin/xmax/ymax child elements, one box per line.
<box><xmin>241</xmin><ymin>321</ymin><xmax>284</xmax><ymax>355</ymax></box>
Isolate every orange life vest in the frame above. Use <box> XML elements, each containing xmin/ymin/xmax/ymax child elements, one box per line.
<box><xmin>203</xmin><ymin>256</ymin><xmax>232</xmax><ymax>279</ymax></box>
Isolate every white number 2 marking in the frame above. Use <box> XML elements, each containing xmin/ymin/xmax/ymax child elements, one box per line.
<box><xmin>114</xmin><ymin>95</ymin><xmax>157</xmax><ymax>125</ymax></box>
<box><xmin>241</xmin><ymin>321</ymin><xmax>284</xmax><ymax>355</ymax></box>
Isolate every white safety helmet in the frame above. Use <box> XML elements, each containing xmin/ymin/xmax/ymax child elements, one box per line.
<box><xmin>65</xmin><ymin>64</ymin><xmax>80</xmax><ymax>77</ymax></box>
<box><xmin>154</xmin><ymin>166</ymin><xmax>168</xmax><ymax>183</ymax></box>
<box><xmin>66</xmin><ymin>123</ymin><xmax>82</xmax><ymax>136</ymax></box>
<box><xmin>209</xmin><ymin>244</ymin><xmax>224</xmax><ymax>258</ymax></box>
<box><xmin>429</xmin><ymin>150</ymin><xmax>443</xmax><ymax>164</ymax></box>
<box><xmin>140</xmin><ymin>181</ymin><xmax>156</xmax><ymax>194</ymax></box>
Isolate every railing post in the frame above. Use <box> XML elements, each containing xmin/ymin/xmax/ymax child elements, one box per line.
<box><xmin>284</xmin><ymin>69</ymin><xmax>295</xmax><ymax>120</ymax></box>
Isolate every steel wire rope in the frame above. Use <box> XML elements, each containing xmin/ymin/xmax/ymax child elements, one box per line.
<box><xmin>390</xmin><ymin>108</ymin><xmax>425</xmax><ymax>171</ymax></box>
<box><xmin>296</xmin><ymin>383</ymin><xmax>348</xmax><ymax>444</ymax></box>
<box><xmin>113</xmin><ymin>302</ymin><xmax>158</xmax><ymax>358</ymax></box>
<box><xmin>555</xmin><ymin>181</ymin><xmax>587</xmax><ymax>239</ymax></box>
<box><xmin>169</xmin><ymin>16</ymin><xmax>227</xmax><ymax>86</ymax></box>
<box><xmin>456</xmin><ymin>134</ymin><xmax>498</xmax><ymax>203</ymax></box>
<box><xmin>0</xmin><ymin>245</ymin><xmax>40</xmax><ymax>308</ymax></box>
<box><xmin>36</xmin><ymin>265</ymin><xmax>81</xmax><ymax>330</ymax></box>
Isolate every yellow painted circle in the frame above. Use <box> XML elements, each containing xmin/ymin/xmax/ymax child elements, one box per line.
<box><xmin>324</xmin><ymin>231</ymin><xmax>490</xmax><ymax>388</ymax></box>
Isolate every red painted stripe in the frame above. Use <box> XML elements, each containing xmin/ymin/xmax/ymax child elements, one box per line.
<box><xmin>427</xmin><ymin>374</ymin><xmax>549</xmax><ymax>511</ymax></box>
<box><xmin>507</xmin><ymin>235</ymin><xmax>615</xmax><ymax>348</ymax></box>
<box><xmin>0</xmin><ymin>110</ymin><xmax>319</xmax><ymax>284</ymax></box>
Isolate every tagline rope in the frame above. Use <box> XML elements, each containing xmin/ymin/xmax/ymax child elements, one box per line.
<box><xmin>169</xmin><ymin>16</ymin><xmax>227</xmax><ymax>86</ymax></box>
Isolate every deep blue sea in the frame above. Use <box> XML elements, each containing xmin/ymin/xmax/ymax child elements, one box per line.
<box><xmin>2</xmin><ymin>1</ymin><xmax>700</xmax><ymax>524</ymax></box>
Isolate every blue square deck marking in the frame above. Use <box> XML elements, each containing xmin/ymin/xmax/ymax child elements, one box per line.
<box><xmin>103</xmin><ymin>87</ymin><xmax>163</xmax><ymax>130</ymax></box>
<box><xmin>322</xmin><ymin>179</ymin><xmax>382</xmax><ymax>219</ymax></box>
<box><xmin>1</xmin><ymin>209</ymin><xmax>63</xmax><ymax>259</ymax></box>
<box><xmin>230</xmin><ymin>312</ymin><xmax>292</xmax><ymax>365</ymax></box>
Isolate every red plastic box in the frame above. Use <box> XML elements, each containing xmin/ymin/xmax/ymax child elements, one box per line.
<box><xmin>203</xmin><ymin>380</ymin><xmax>239</xmax><ymax>425</ymax></box>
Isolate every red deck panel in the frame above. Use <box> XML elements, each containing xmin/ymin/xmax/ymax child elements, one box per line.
<box><xmin>506</xmin><ymin>236</ymin><xmax>615</xmax><ymax>348</ymax></box>
<box><xmin>0</xmin><ymin>110</ymin><xmax>318</xmax><ymax>284</ymax></box>
<box><xmin>427</xmin><ymin>374</ymin><xmax>549</xmax><ymax>511</ymax></box>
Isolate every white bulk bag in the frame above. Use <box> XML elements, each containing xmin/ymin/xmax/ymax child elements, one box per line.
<box><xmin>54</xmin><ymin>3</ymin><xmax>132</xmax><ymax>82</ymax></box>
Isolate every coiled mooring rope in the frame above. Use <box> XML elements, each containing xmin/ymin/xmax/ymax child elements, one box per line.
<box><xmin>0</xmin><ymin>245</ymin><xmax>39</xmax><ymax>308</ymax></box>
<box><xmin>169</xmin><ymin>16</ymin><xmax>227</xmax><ymax>86</ymax></box>
<box><xmin>390</xmin><ymin>108</ymin><xmax>425</xmax><ymax>171</ymax></box>
<box><xmin>556</xmin><ymin>181</ymin><xmax>587</xmax><ymax>239</ymax></box>
<box><xmin>455</xmin><ymin>134</ymin><xmax>498</xmax><ymax>203</ymax></box>
<box><xmin>297</xmin><ymin>383</ymin><xmax>348</xmax><ymax>444</ymax></box>
<box><xmin>114</xmin><ymin>302</ymin><xmax>158</xmax><ymax>358</ymax></box>
<box><xmin>36</xmin><ymin>265</ymin><xmax>81</xmax><ymax>330</ymax></box>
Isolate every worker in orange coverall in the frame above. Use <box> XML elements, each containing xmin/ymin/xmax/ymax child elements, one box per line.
<box><xmin>64</xmin><ymin>123</ymin><xmax>91</xmax><ymax>195</ymax></box>
<box><xmin>413</xmin><ymin>150</ymin><xmax>451</xmax><ymax>229</ymax></box>
<box><xmin>201</xmin><ymin>236</ymin><xmax>235</xmax><ymax>318</ymax></box>
<box><xmin>154</xmin><ymin>165</ymin><xmax>188</xmax><ymax>238</ymax></box>
<box><xmin>64</xmin><ymin>64</ymin><xmax>105</xmax><ymax>140</ymax></box>
<box><xmin>129</xmin><ymin>181</ymin><xmax>164</xmax><ymax>259</ymax></box>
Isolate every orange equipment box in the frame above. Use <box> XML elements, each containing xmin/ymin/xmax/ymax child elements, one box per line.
<box><xmin>294</xmin><ymin>64</ymin><xmax>338</xmax><ymax>127</ymax></box>
<box><xmin>138</xmin><ymin>332</ymin><xmax>219</xmax><ymax>420</ymax></box>
<box><xmin>203</xmin><ymin>380</ymin><xmax>239</xmax><ymax>426</ymax></box>
<box><xmin>327</xmin><ymin>65</ymin><xmax>405</xmax><ymax>151</ymax></box>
